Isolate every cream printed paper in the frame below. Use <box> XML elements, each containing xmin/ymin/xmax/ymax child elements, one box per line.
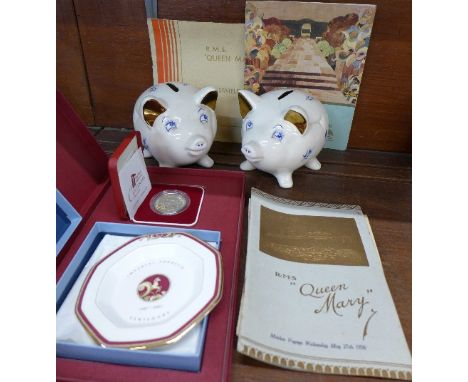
<box><xmin>237</xmin><ymin>189</ymin><xmax>412</xmax><ymax>379</ymax></box>
<box><xmin>118</xmin><ymin>148</ymin><xmax>151</xmax><ymax>219</ymax></box>
<box><xmin>147</xmin><ymin>19</ymin><xmax>245</xmax><ymax>142</ymax></box>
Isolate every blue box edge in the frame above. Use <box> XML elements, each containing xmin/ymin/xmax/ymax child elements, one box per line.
<box><xmin>56</xmin><ymin>189</ymin><xmax>82</xmax><ymax>256</ymax></box>
<box><xmin>56</xmin><ymin>221</ymin><xmax>221</xmax><ymax>372</ymax></box>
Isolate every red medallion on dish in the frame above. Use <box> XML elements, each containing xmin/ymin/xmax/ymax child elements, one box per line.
<box><xmin>137</xmin><ymin>274</ymin><xmax>170</xmax><ymax>302</ymax></box>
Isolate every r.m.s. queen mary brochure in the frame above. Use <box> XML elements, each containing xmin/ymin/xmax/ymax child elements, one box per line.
<box><xmin>236</xmin><ymin>189</ymin><xmax>412</xmax><ymax>379</ymax></box>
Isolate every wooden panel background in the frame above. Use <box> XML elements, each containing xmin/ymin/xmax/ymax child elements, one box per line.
<box><xmin>57</xmin><ymin>0</ymin><xmax>95</xmax><ymax>125</ymax></box>
<box><xmin>57</xmin><ymin>0</ymin><xmax>412</xmax><ymax>152</ymax></box>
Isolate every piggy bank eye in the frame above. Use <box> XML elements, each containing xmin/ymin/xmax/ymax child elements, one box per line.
<box><xmin>164</xmin><ymin>119</ymin><xmax>177</xmax><ymax>132</ymax></box>
<box><xmin>199</xmin><ymin>113</ymin><xmax>209</xmax><ymax>124</ymax></box>
<box><xmin>246</xmin><ymin>120</ymin><xmax>253</xmax><ymax>130</ymax></box>
<box><xmin>272</xmin><ymin>127</ymin><xmax>285</xmax><ymax>141</ymax></box>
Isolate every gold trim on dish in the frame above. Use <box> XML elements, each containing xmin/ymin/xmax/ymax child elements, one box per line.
<box><xmin>75</xmin><ymin>232</ymin><xmax>223</xmax><ymax>349</ymax></box>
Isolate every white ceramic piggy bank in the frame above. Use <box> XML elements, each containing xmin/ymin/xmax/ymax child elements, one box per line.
<box><xmin>238</xmin><ymin>89</ymin><xmax>329</xmax><ymax>188</ymax></box>
<box><xmin>133</xmin><ymin>82</ymin><xmax>218</xmax><ymax>167</ymax></box>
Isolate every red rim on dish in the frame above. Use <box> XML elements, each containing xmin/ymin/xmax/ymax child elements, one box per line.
<box><xmin>75</xmin><ymin>233</ymin><xmax>223</xmax><ymax>349</ymax></box>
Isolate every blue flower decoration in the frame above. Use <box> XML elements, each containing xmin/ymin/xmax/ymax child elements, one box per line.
<box><xmin>272</xmin><ymin>129</ymin><xmax>285</xmax><ymax>141</ymax></box>
<box><xmin>306</xmin><ymin>95</ymin><xmax>314</xmax><ymax>101</ymax></box>
<box><xmin>149</xmin><ymin>86</ymin><xmax>157</xmax><ymax>92</ymax></box>
<box><xmin>200</xmin><ymin>113</ymin><xmax>209</xmax><ymax>124</ymax></box>
<box><xmin>303</xmin><ymin>148</ymin><xmax>313</xmax><ymax>160</ymax></box>
<box><xmin>246</xmin><ymin>120</ymin><xmax>253</xmax><ymax>130</ymax></box>
<box><xmin>164</xmin><ymin>119</ymin><xmax>177</xmax><ymax>132</ymax></box>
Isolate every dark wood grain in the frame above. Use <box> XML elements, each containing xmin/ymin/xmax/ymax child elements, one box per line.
<box><xmin>58</xmin><ymin>0</ymin><xmax>412</xmax><ymax>152</ymax></box>
<box><xmin>72</xmin><ymin>0</ymin><xmax>153</xmax><ymax>127</ymax></box>
<box><xmin>91</xmin><ymin>127</ymin><xmax>412</xmax><ymax>382</ymax></box>
<box><xmin>57</xmin><ymin>0</ymin><xmax>95</xmax><ymax>124</ymax></box>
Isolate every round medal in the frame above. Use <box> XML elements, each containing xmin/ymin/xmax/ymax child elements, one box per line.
<box><xmin>150</xmin><ymin>190</ymin><xmax>190</xmax><ymax>215</ymax></box>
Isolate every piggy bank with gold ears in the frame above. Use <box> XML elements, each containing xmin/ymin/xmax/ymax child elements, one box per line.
<box><xmin>238</xmin><ymin>89</ymin><xmax>329</xmax><ymax>188</ymax></box>
<box><xmin>133</xmin><ymin>82</ymin><xmax>218</xmax><ymax>168</ymax></box>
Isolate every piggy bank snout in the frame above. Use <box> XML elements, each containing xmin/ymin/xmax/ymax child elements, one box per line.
<box><xmin>241</xmin><ymin>142</ymin><xmax>263</xmax><ymax>162</ymax></box>
<box><xmin>187</xmin><ymin>136</ymin><xmax>209</xmax><ymax>155</ymax></box>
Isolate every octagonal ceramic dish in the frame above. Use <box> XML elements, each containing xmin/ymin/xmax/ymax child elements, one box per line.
<box><xmin>75</xmin><ymin>233</ymin><xmax>223</xmax><ymax>349</ymax></box>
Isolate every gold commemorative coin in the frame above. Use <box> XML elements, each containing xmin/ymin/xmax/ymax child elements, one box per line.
<box><xmin>150</xmin><ymin>190</ymin><xmax>190</xmax><ymax>215</ymax></box>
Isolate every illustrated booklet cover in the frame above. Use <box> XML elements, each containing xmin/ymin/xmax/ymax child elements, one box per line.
<box><xmin>236</xmin><ymin>189</ymin><xmax>412</xmax><ymax>379</ymax></box>
<box><xmin>244</xmin><ymin>1</ymin><xmax>376</xmax><ymax>149</ymax></box>
<box><xmin>146</xmin><ymin>14</ymin><xmax>245</xmax><ymax>142</ymax></box>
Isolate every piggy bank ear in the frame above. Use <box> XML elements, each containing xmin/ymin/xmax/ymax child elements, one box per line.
<box><xmin>284</xmin><ymin>108</ymin><xmax>307</xmax><ymax>134</ymax></box>
<box><xmin>143</xmin><ymin>98</ymin><xmax>166</xmax><ymax>128</ymax></box>
<box><xmin>195</xmin><ymin>86</ymin><xmax>218</xmax><ymax>110</ymax></box>
<box><xmin>238</xmin><ymin>90</ymin><xmax>260</xmax><ymax>118</ymax></box>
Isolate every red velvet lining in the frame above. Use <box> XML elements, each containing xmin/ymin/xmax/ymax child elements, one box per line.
<box><xmin>133</xmin><ymin>184</ymin><xmax>204</xmax><ymax>225</ymax></box>
<box><xmin>57</xmin><ymin>92</ymin><xmax>246</xmax><ymax>381</ymax></box>
<box><xmin>56</xmin><ymin>90</ymin><xmax>108</xmax><ymax>217</ymax></box>
<box><xmin>57</xmin><ymin>167</ymin><xmax>246</xmax><ymax>382</ymax></box>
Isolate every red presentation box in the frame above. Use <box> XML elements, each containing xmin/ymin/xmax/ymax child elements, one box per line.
<box><xmin>107</xmin><ymin>130</ymin><xmax>206</xmax><ymax>227</ymax></box>
<box><xmin>56</xmin><ymin>90</ymin><xmax>246</xmax><ymax>382</ymax></box>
